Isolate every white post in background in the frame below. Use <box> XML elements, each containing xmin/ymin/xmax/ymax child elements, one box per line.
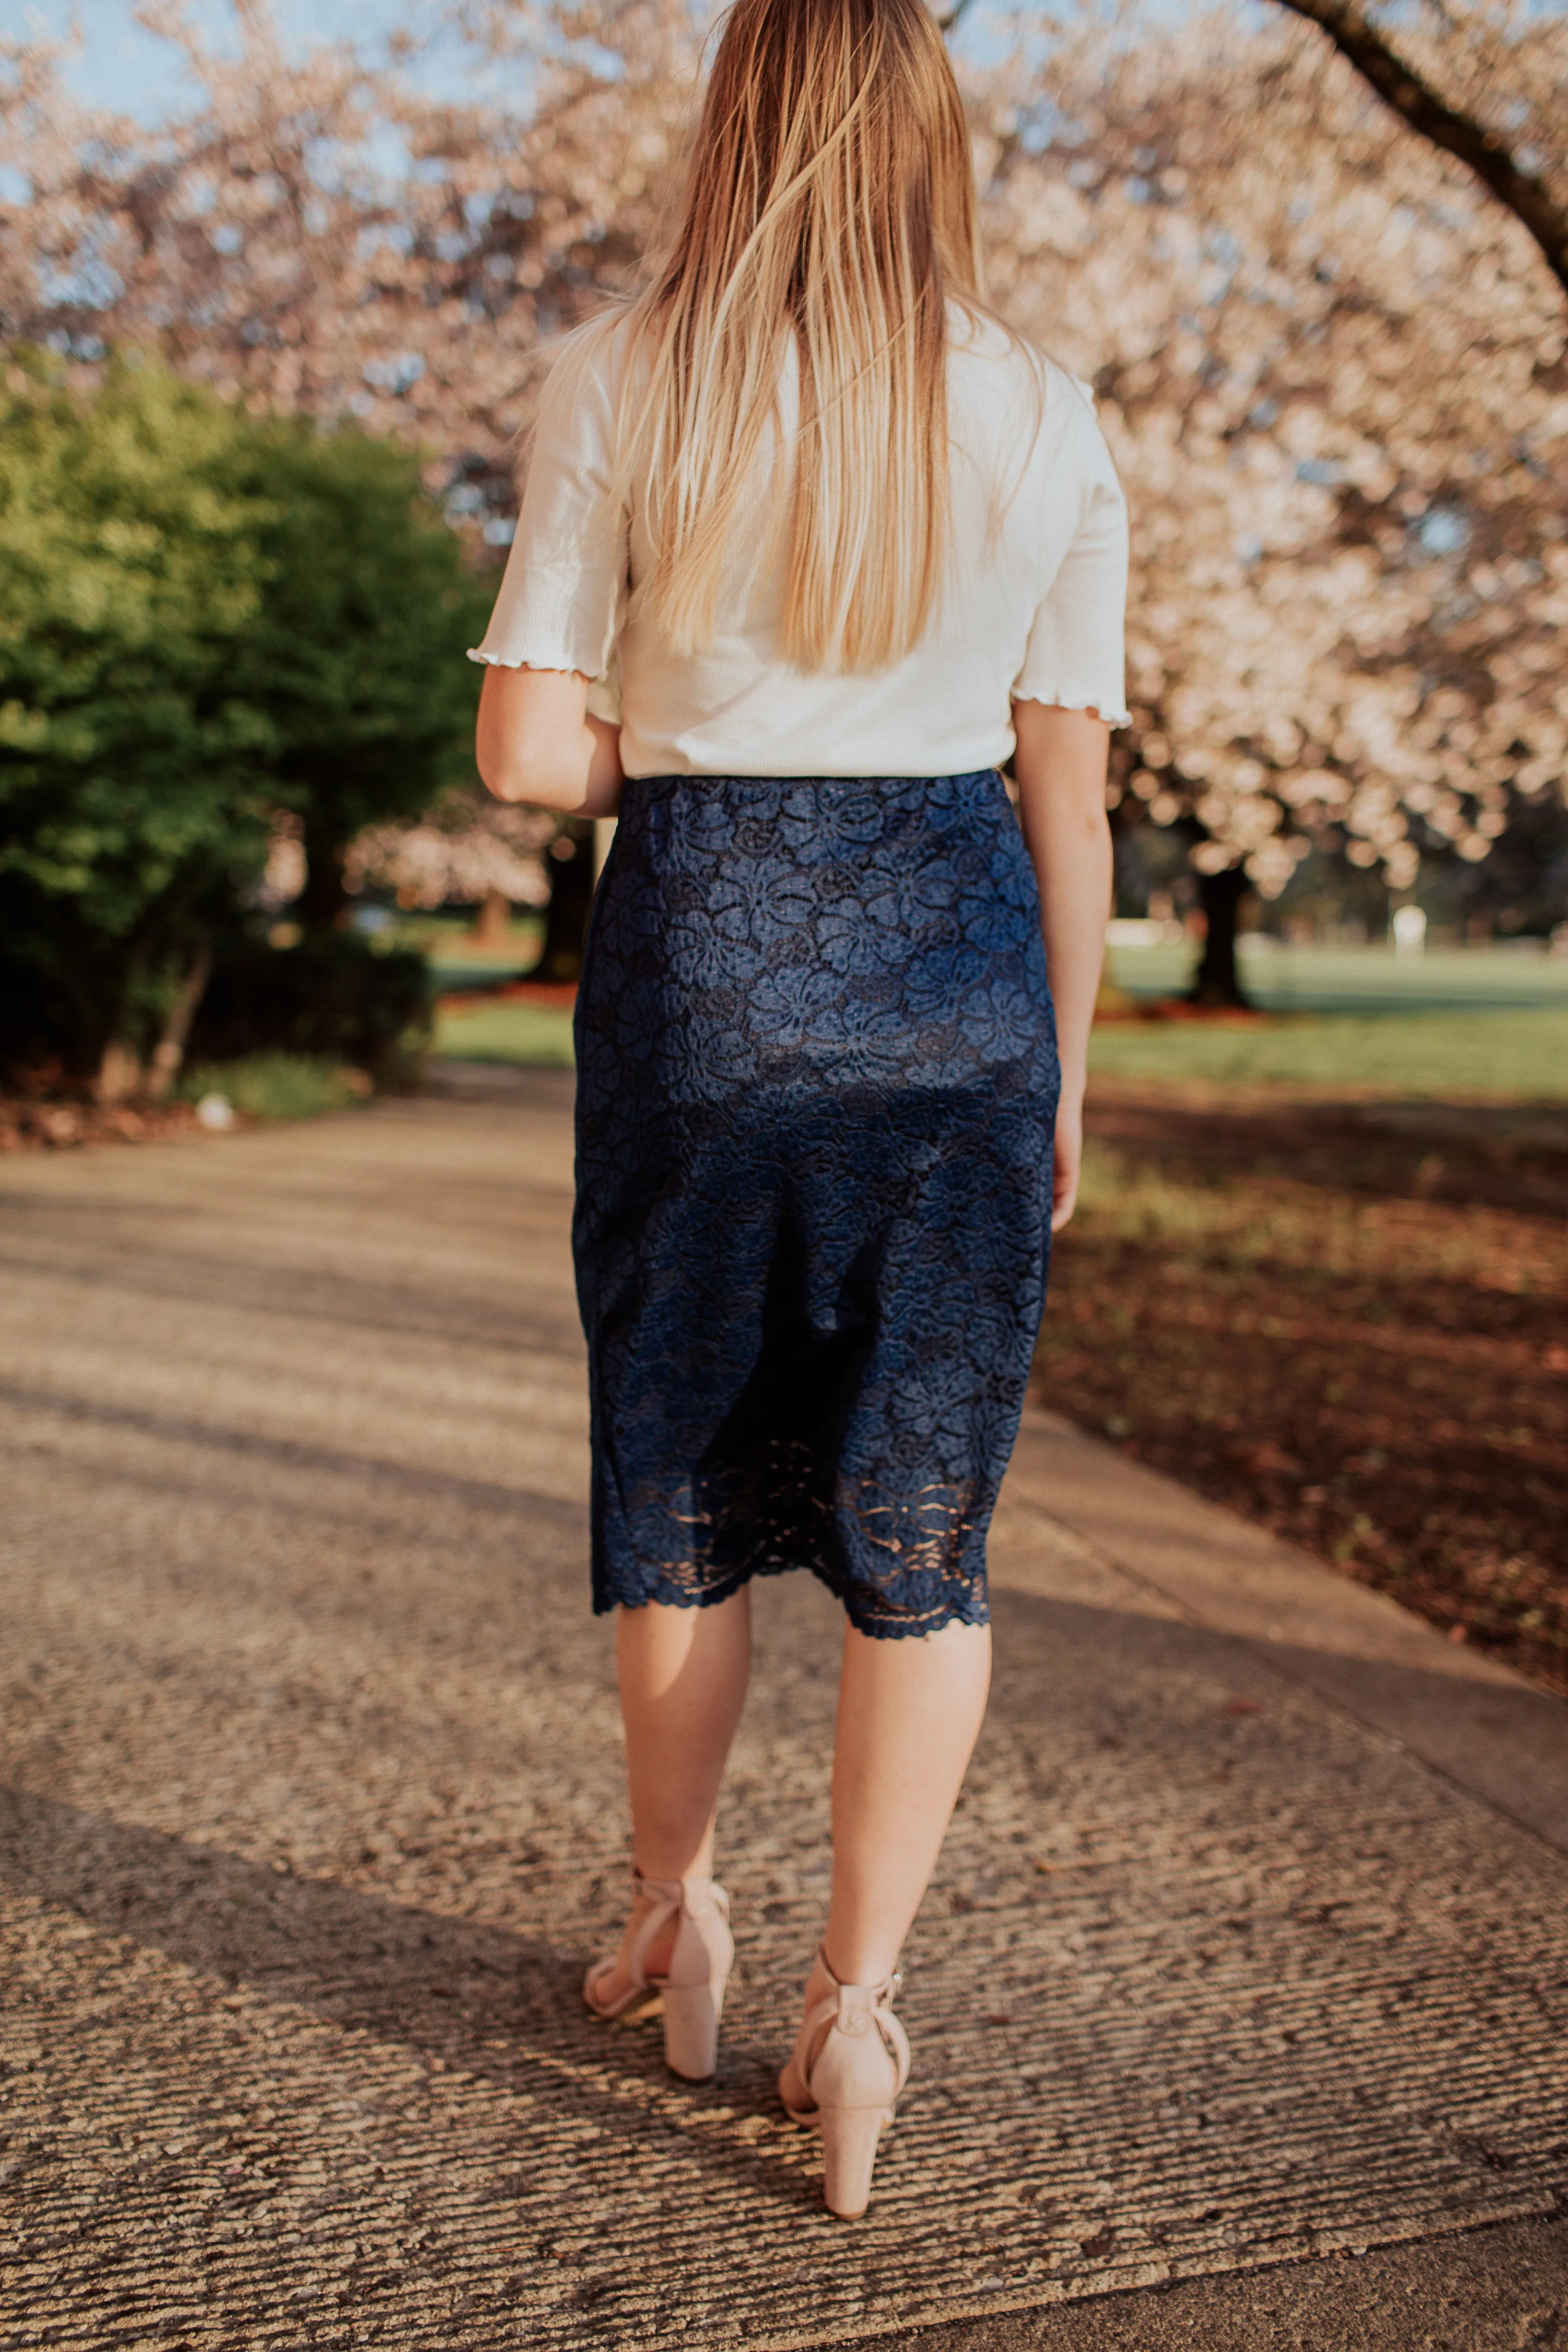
<box><xmin>1392</xmin><ymin>904</ymin><xmax>1427</xmax><ymax>958</ymax></box>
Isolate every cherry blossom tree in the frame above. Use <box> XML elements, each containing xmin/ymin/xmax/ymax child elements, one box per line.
<box><xmin>975</xmin><ymin>4</ymin><xmax>1566</xmax><ymax>993</ymax></box>
<box><xmin>0</xmin><ymin>1</ymin><xmax>690</xmax><ymax>483</ymax></box>
<box><xmin>347</xmin><ymin>791</ymin><xmax>554</xmax><ymax>944</ymax></box>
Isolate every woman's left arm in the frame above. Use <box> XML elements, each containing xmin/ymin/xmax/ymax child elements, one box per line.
<box><xmin>476</xmin><ymin>663</ymin><xmax>625</xmax><ymax>817</ymax></box>
<box><xmin>1011</xmin><ymin>699</ymin><xmax>1113</xmax><ymax>1232</ymax></box>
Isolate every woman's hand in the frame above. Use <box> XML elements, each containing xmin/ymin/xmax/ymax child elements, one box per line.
<box><xmin>476</xmin><ymin>662</ymin><xmax>625</xmax><ymax>817</ymax></box>
<box><xmin>1051</xmin><ymin>1089</ymin><xmax>1084</xmax><ymax>1232</ymax></box>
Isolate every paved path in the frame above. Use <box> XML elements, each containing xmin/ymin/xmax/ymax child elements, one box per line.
<box><xmin>2</xmin><ymin>1078</ymin><xmax>1564</xmax><ymax>2349</ymax></box>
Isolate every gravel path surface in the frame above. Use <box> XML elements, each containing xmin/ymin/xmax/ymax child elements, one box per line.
<box><xmin>2</xmin><ymin>1083</ymin><xmax>1564</xmax><ymax>2348</ymax></box>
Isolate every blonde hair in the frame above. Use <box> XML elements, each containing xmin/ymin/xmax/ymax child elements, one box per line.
<box><xmin>612</xmin><ymin>0</ymin><xmax>986</xmax><ymax>676</ymax></box>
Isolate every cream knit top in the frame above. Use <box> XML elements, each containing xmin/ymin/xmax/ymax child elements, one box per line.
<box><xmin>470</xmin><ymin>309</ymin><xmax>1129</xmax><ymax>777</ymax></box>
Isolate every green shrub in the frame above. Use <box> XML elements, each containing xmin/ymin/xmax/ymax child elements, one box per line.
<box><xmin>180</xmin><ymin>1053</ymin><xmax>370</xmax><ymax>1123</ymax></box>
<box><xmin>188</xmin><ymin>931</ymin><xmax>433</xmax><ymax>1086</ymax></box>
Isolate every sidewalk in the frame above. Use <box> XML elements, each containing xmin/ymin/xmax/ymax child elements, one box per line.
<box><xmin>2</xmin><ymin>1076</ymin><xmax>1563</xmax><ymax>2349</ymax></box>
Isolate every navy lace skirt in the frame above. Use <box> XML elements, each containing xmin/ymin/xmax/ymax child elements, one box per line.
<box><xmin>572</xmin><ymin>770</ymin><xmax>1059</xmax><ymax>1640</ymax></box>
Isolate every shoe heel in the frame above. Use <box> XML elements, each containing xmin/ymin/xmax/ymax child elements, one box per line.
<box><xmin>661</xmin><ymin>1982</ymin><xmax>720</xmax><ymax>2081</ymax></box>
<box><xmin>820</xmin><ymin>2104</ymin><xmax>886</xmax><ymax>2219</ymax></box>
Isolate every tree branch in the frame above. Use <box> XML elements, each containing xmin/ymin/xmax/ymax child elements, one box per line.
<box><xmin>937</xmin><ymin>0</ymin><xmax>981</xmax><ymax>35</ymax></box>
<box><xmin>1274</xmin><ymin>0</ymin><xmax>1568</xmax><ymax>297</ymax></box>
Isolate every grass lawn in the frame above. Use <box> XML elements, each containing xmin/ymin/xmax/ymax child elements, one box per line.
<box><xmin>432</xmin><ymin>996</ymin><xmax>1568</xmax><ymax>1101</ymax></box>
<box><xmin>393</xmin><ymin>910</ymin><xmax>545</xmax><ymax>958</ymax></box>
<box><xmin>393</xmin><ymin>913</ymin><xmax>546</xmax><ymax>995</ymax></box>
<box><xmin>180</xmin><ymin>1053</ymin><xmax>372</xmax><ymax>1121</ymax></box>
<box><xmin>1087</xmin><ymin>1006</ymin><xmax>1568</xmax><ymax>1098</ymax></box>
<box><xmin>1108</xmin><ymin>937</ymin><xmax>1568</xmax><ymax>1011</ymax></box>
<box><xmin>434</xmin><ymin>1000</ymin><xmax>575</xmax><ymax>1068</ymax></box>
<box><xmin>1035</xmin><ymin>1093</ymin><xmax>1567</xmax><ymax>1695</ymax></box>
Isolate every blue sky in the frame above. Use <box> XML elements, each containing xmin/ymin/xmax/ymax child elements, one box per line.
<box><xmin>11</xmin><ymin>0</ymin><xmax>1567</xmax><ymax>125</ymax></box>
<box><xmin>0</xmin><ymin>1</ymin><xmax>1045</xmax><ymax>124</ymax></box>
<box><xmin>0</xmin><ymin>2</ymin><xmax>482</xmax><ymax>118</ymax></box>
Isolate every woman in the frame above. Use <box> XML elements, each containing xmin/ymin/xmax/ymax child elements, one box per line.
<box><xmin>472</xmin><ymin>0</ymin><xmax>1126</xmax><ymax>2219</ymax></box>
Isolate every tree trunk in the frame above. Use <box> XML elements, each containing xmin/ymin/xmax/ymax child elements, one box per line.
<box><xmin>96</xmin><ymin>1039</ymin><xmax>143</xmax><ymax>1104</ymax></box>
<box><xmin>526</xmin><ymin>818</ymin><xmax>596</xmax><ymax>983</ymax></box>
<box><xmin>96</xmin><ymin>941</ymin><xmax>147</xmax><ymax>1103</ymax></box>
<box><xmin>146</xmin><ymin>944</ymin><xmax>213</xmax><ymax>1101</ymax></box>
<box><xmin>473</xmin><ymin>886</ymin><xmax>512</xmax><ymax>949</ymax></box>
<box><xmin>1189</xmin><ymin>867</ymin><xmax>1253</xmax><ymax>1007</ymax></box>
<box><xmin>300</xmin><ymin>822</ymin><xmax>351</xmax><ymax>932</ymax></box>
<box><xmin>1273</xmin><ymin>0</ymin><xmax>1568</xmax><ymax>299</ymax></box>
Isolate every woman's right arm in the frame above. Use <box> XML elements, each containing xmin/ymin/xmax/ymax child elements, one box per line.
<box><xmin>476</xmin><ymin>663</ymin><xmax>625</xmax><ymax>817</ymax></box>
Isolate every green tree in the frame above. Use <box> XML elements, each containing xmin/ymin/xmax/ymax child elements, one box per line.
<box><xmin>0</xmin><ymin>356</ymin><xmax>490</xmax><ymax>1091</ymax></box>
<box><xmin>0</xmin><ymin>356</ymin><xmax>278</xmax><ymax>1092</ymax></box>
<box><xmin>233</xmin><ymin>423</ymin><xmax>493</xmax><ymax>933</ymax></box>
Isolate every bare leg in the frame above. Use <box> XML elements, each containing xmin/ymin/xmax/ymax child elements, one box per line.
<box><xmin>594</xmin><ymin>1588</ymin><xmax>753</xmax><ymax>1999</ymax></box>
<box><xmin>816</xmin><ymin>1617</ymin><xmax>992</xmax><ymax>1992</ymax></box>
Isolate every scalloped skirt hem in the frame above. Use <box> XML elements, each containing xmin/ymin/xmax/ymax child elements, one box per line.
<box><xmin>591</xmin><ymin>1547</ymin><xmax>996</xmax><ymax>1642</ymax></box>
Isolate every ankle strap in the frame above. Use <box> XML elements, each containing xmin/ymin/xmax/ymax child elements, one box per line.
<box><xmin>817</xmin><ymin>1941</ymin><xmax>902</xmax><ymax>2004</ymax></box>
<box><xmin>634</xmin><ymin>1868</ymin><xmax>729</xmax><ymax>1911</ymax></box>
<box><xmin>620</xmin><ymin>1870</ymin><xmax>731</xmax><ymax>1994</ymax></box>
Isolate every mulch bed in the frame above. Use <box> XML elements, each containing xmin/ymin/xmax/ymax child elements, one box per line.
<box><xmin>0</xmin><ymin>1095</ymin><xmax>216</xmax><ymax>1152</ymax></box>
<box><xmin>1034</xmin><ymin>1081</ymin><xmax>1568</xmax><ymax>1696</ymax></box>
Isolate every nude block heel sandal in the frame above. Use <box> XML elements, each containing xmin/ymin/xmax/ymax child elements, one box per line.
<box><xmin>779</xmin><ymin>1948</ymin><xmax>912</xmax><ymax>2219</ymax></box>
<box><xmin>583</xmin><ymin>1871</ymin><xmax>734</xmax><ymax>2083</ymax></box>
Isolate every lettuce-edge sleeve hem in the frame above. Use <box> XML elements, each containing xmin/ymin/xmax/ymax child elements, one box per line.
<box><xmin>466</xmin><ymin>646</ymin><xmax>596</xmax><ymax>674</ymax></box>
<box><xmin>1011</xmin><ymin>686</ymin><xmax>1132</xmax><ymax>729</ymax></box>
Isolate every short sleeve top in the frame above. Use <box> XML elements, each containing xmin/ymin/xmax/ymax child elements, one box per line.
<box><xmin>470</xmin><ymin>308</ymin><xmax>1129</xmax><ymax>777</ymax></box>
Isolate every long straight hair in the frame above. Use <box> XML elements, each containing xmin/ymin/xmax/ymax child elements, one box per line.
<box><xmin>612</xmin><ymin>0</ymin><xmax>985</xmax><ymax>675</ymax></box>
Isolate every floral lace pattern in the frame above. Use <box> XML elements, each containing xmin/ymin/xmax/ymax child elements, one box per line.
<box><xmin>573</xmin><ymin>770</ymin><xmax>1059</xmax><ymax>1640</ymax></box>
